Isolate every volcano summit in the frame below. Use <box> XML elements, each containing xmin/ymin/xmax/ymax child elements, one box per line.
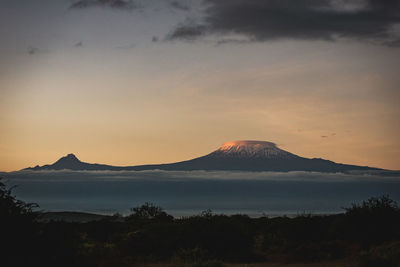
<box><xmin>209</xmin><ymin>141</ymin><xmax>298</xmax><ymax>159</ymax></box>
<box><xmin>25</xmin><ymin>140</ymin><xmax>379</xmax><ymax>172</ymax></box>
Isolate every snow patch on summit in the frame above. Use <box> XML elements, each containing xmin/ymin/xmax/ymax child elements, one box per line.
<box><xmin>209</xmin><ymin>140</ymin><xmax>299</xmax><ymax>159</ymax></box>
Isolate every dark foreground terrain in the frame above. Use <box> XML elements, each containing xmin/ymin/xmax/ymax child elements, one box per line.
<box><xmin>1</xmin><ymin>178</ymin><xmax>400</xmax><ymax>267</ymax></box>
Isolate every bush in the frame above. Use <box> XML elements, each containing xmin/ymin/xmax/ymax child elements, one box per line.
<box><xmin>343</xmin><ymin>195</ymin><xmax>400</xmax><ymax>244</ymax></box>
<box><xmin>126</xmin><ymin>202</ymin><xmax>173</xmax><ymax>221</ymax></box>
<box><xmin>344</xmin><ymin>195</ymin><xmax>399</xmax><ymax>215</ymax></box>
<box><xmin>0</xmin><ymin>178</ymin><xmax>82</xmax><ymax>267</ymax></box>
<box><xmin>0</xmin><ymin>178</ymin><xmax>40</xmax><ymax>266</ymax></box>
<box><xmin>0</xmin><ymin>178</ymin><xmax>38</xmax><ymax>220</ymax></box>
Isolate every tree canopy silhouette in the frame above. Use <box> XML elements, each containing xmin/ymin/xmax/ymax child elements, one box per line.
<box><xmin>0</xmin><ymin>178</ymin><xmax>38</xmax><ymax>219</ymax></box>
<box><xmin>344</xmin><ymin>195</ymin><xmax>399</xmax><ymax>215</ymax></box>
<box><xmin>0</xmin><ymin>178</ymin><xmax>41</xmax><ymax>266</ymax></box>
<box><xmin>127</xmin><ymin>202</ymin><xmax>173</xmax><ymax>221</ymax></box>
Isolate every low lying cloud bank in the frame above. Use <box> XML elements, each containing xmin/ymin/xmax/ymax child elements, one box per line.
<box><xmin>3</xmin><ymin>169</ymin><xmax>400</xmax><ymax>183</ymax></box>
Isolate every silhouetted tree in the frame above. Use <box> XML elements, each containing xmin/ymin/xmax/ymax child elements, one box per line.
<box><xmin>0</xmin><ymin>178</ymin><xmax>39</xmax><ymax>266</ymax></box>
<box><xmin>344</xmin><ymin>195</ymin><xmax>399</xmax><ymax>215</ymax></box>
<box><xmin>343</xmin><ymin>195</ymin><xmax>400</xmax><ymax>245</ymax></box>
<box><xmin>0</xmin><ymin>178</ymin><xmax>38</xmax><ymax>219</ymax></box>
<box><xmin>126</xmin><ymin>202</ymin><xmax>173</xmax><ymax>221</ymax></box>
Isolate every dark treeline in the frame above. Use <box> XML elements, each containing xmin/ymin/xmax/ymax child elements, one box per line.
<box><xmin>1</xmin><ymin>178</ymin><xmax>400</xmax><ymax>267</ymax></box>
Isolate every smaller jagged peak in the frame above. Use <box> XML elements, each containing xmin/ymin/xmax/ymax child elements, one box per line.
<box><xmin>57</xmin><ymin>153</ymin><xmax>80</xmax><ymax>163</ymax></box>
<box><xmin>47</xmin><ymin>153</ymin><xmax>84</xmax><ymax>170</ymax></box>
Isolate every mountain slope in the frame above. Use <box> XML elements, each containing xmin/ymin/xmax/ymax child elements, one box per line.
<box><xmin>24</xmin><ymin>140</ymin><xmax>380</xmax><ymax>172</ymax></box>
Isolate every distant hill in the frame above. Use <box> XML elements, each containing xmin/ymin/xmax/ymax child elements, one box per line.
<box><xmin>37</xmin><ymin>211</ymin><xmax>112</xmax><ymax>223</ymax></box>
<box><xmin>24</xmin><ymin>140</ymin><xmax>380</xmax><ymax>172</ymax></box>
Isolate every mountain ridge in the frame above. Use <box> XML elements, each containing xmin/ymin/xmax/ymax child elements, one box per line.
<box><xmin>24</xmin><ymin>140</ymin><xmax>381</xmax><ymax>172</ymax></box>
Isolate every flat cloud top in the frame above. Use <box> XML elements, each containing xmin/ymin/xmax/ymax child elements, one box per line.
<box><xmin>5</xmin><ymin>169</ymin><xmax>400</xmax><ymax>182</ymax></box>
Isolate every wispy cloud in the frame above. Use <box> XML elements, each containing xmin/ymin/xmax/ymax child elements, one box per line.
<box><xmin>27</xmin><ymin>46</ymin><xmax>49</xmax><ymax>55</ymax></box>
<box><xmin>27</xmin><ymin>46</ymin><xmax>39</xmax><ymax>55</ymax></box>
<box><xmin>114</xmin><ymin>43</ymin><xmax>136</xmax><ymax>50</ymax></box>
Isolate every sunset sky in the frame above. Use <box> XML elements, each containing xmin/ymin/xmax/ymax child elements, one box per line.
<box><xmin>1</xmin><ymin>0</ymin><xmax>400</xmax><ymax>171</ymax></box>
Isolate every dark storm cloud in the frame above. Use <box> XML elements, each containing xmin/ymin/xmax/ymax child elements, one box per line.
<box><xmin>168</xmin><ymin>0</ymin><xmax>400</xmax><ymax>46</ymax></box>
<box><xmin>168</xmin><ymin>22</ymin><xmax>207</xmax><ymax>40</ymax></box>
<box><xmin>70</xmin><ymin>0</ymin><xmax>137</xmax><ymax>10</ymax></box>
<box><xmin>216</xmin><ymin>38</ymin><xmax>251</xmax><ymax>45</ymax></box>
<box><xmin>170</xmin><ymin>1</ymin><xmax>190</xmax><ymax>11</ymax></box>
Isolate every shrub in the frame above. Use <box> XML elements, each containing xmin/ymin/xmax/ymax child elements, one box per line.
<box><xmin>343</xmin><ymin>195</ymin><xmax>400</xmax><ymax>245</ymax></box>
<box><xmin>126</xmin><ymin>202</ymin><xmax>173</xmax><ymax>221</ymax></box>
<box><xmin>344</xmin><ymin>195</ymin><xmax>399</xmax><ymax>215</ymax></box>
<box><xmin>0</xmin><ymin>178</ymin><xmax>41</xmax><ymax>266</ymax></box>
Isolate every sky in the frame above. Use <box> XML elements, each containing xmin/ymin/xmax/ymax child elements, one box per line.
<box><xmin>0</xmin><ymin>0</ymin><xmax>399</xmax><ymax>171</ymax></box>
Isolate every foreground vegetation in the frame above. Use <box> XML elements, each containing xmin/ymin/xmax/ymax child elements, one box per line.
<box><xmin>1</xmin><ymin>178</ymin><xmax>400</xmax><ymax>267</ymax></box>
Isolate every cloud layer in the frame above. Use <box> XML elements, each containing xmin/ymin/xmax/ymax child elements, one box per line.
<box><xmin>6</xmin><ymin>169</ymin><xmax>400</xmax><ymax>182</ymax></box>
<box><xmin>168</xmin><ymin>0</ymin><xmax>400</xmax><ymax>46</ymax></box>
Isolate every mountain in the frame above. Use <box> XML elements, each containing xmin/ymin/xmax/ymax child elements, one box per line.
<box><xmin>27</xmin><ymin>153</ymin><xmax>124</xmax><ymax>171</ymax></box>
<box><xmin>24</xmin><ymin>140</ymin><xmax>380</xmax><ymax>172</ymax></box>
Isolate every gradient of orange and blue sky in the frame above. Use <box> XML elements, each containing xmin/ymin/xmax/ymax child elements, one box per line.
<box><xmin>1</xmin><ymin>0</ymin><xmax>400</xmax><ymax>171</ymax></box>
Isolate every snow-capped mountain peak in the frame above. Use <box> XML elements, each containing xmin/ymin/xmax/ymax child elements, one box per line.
<box><xmin>208</xmin><ymin>140</ymin><xmax>298</xmax><ymax>159</ymax></box>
